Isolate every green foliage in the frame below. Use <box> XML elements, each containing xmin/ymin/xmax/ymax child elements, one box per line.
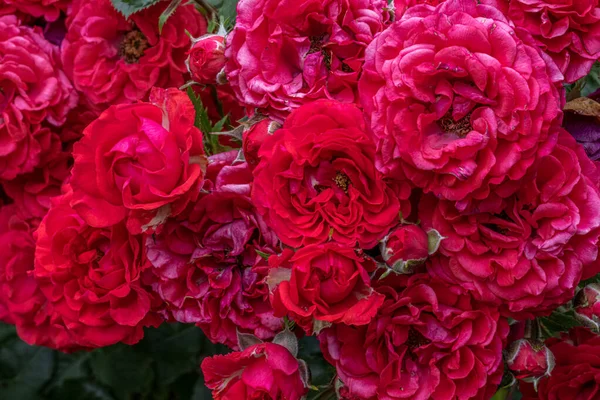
<box><xmin>205</xmin><ymin>0</ymin><xmax>238</xmax><ymax>28</ymax></box>
<box><xmin>186</xmin><ymin>86</ymin><xmax>231</xmax><ymax>155</ymax></box>
<box><xmin>110</xmin><ymin>0</ymin><xmax>163</xmax><ymax>18</ymax></box>
<box><xmin>158</xmin><ymin>0</ymin><xmax>183</xmax><ymax>33</ymax></box>
<box><xmin>539</xmin><ymin>308</ymin><xmax>583</xmax><ymax>338</ymax></box>
<box><xmin>0</xmin><ymin>323</ymin><xmax>229</xmax><ymax>400</ymax></box>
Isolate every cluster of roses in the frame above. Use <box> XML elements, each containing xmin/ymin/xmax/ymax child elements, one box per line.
<box><xmin>2</xmin><ymin>0</ymin><xmax>600</xmax><ymax>399</ymax></box>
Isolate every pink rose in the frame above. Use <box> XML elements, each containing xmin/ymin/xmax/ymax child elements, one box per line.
<box><xmin>0</xmin><ymin>15</ymin><xmax>77</xmax><ymax>126</ymax></box>
<box><xmin>482</xmin><ymin>0</ymin><xmax>600</xmax><ymax>83</ymax></box>
<box><xmin>320</xmin><ymin>274</ymin><xmax>508</xmax><ymax>400</ymax></box>
<box><xmin>359</xmin><ymin>0</ymin><xmax>563</xmax><ymax>208</ymax></box>
<box><xmin>421</xmin><ymin>130</ymin><xmax>600</xmax><ymax>317</ymax></box>
<box><xmin>61</xmin><ymin>0</ymin><xmax>206</xmax><ymax>113</ymax></box>
<box><xmin>201</xmin><ymin>342</ymin><xmax>309</xmax><ymax>399</ymax></box>
<box><xmin>506</xmin><ymin>339</ymin><xmax>555</xmax><ymax>382</ymax></box>
<box><xmin>226</xmin><ymin>0</ymin><xmax>391</xmax><ymax>121</ymax></box>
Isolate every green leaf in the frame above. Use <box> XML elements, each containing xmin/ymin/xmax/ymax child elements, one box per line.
<box><xmin>0</xmin><ymin>340</ymin><xmax>54</xmax><ymax>400</ymax></box>
<box><xmin>205</xmin><ymin>0</ymin><xmax>238</xmax><ymax>28</ymax></box>
<box><xmin>110</xmin><ymin>0</ymin><xmax>162</xmax><ymax>18</ymax></box>
<box><xmin>89</xmin><ymin>345</ymin><xmax>154</xmax><ymax>400</ymax></box>
<box><xmin>539</xmin><ymin>309</ymin><xmax>582</xmax><ymax>338</ymax></box>
<box><xmin>48</xmin><ymin>381</ymin><xmax>116</xmax><ymax>400</ymax></box>
<box><xmin>581</xmin><ymin>62</ymin><xmax>600</xmax><ymax>97</ymax></box>
<box><xmin>138</xmin><ymin>324</ymin><xmax>204</xmax><ymax>385</ymax></box>
<box><xmin>158</xmin><ymin>0</ymin><xmax>183</xmax><ymax>33</ymax></box>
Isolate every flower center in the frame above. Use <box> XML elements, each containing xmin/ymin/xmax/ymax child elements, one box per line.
<box><xmin>438</xmin><ymin>111</ymin><xmax>472</xmax><ymax>137</ymax></box>
<box><xmin>308</xmin><ymin>34</ymin><xmax>331</xmax><ymax>70</ymax></box>
<box><xmin>406</xmin><ymin>328</ymin><xmax>431</xmax><ymax>351</ymax></box>
<box><xmin>333</xmin><ymin>171</ymin><xmax>351</xmax><ymax>193</ymax></box>
<box><xmin>120</xmin><ymin>30</ymin><xmax>149</xmax><ymax>64</ymax></box>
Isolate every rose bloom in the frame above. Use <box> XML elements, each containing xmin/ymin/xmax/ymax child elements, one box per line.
<box><xmin>521</xmin><ymin>328</ymin><xmax>600</xmax><ymax>400</ymax></box>
<box><xmin>268</xmin><ymin>244</ymin><xmax>385</xmax><ymax>334</ymax></box>
<box><xmin>201</xmin><ymin>342</ymin><xmax>308</xmax><ymax>399</ymax></box>
<box><xmin>34</xmin><ymin>193</ymin><xmax>162</xmax><ymax>348</ymax></box>
<box><xmin>482</xmin><ymin>0</ymin><xmax>600</xmax><ymax>83</ymax></box>
<box><xmin>0</xmin><ymin>204</ymin><xmax>82</xmax><ymax>351</ymax></box>
<box><xmin>320</xmin><ymin>273</ymin><xmax>508</xmax><ymax>400</ymax></box>
<box><xmin>421</xmin><ymin>131</ymin><xmax>600</xmax><ymax>318</ymax></box>
<box><xmin>225</xmin><ymin>0</ymin><xmax>391</xmax><ymax>121</ymax></box>
<box><xmin>70</xmin><ymin>88</ymin><xmax>206</xmax><ymax>234</ymax></box>
<box><xmin>380</xmin><ymin>224</ymin><xmax>430</xmax><ymax>270</ymax></box>
<box><xmin>3</xmin><ymin>0</ymin><xmax>69</xmax><ymax>21</ymax></box>
<box><xmin>0</xmin><ymin>16</ymin><xmax>77</xmax><ymax>126</ymax></box>
<box><xmin>61</xmin><ymin>0</ymin><xmax>206</xmax><ymax>112</ymax></box>
<box><xmin>3</xmin><ymin>140</ymin><xmax>71</xmax><ymax>220</ymax></box>
<box><xmin>146</xmin><ymin>151</ymin><xmax>282</xmax><ymax>348</ymax></box>
<box><xmin>187</xmin><ymin>34</ymin><xmax>226</xmax><ymax>84</ymax></box>
<box><xmin>359</xmin><ymin>0</ymin><xmax>563</xmax><ymax>208</ymax></box>
<box><xmin>252</xmin><ymin>100</ymin><xmax>410</xmax><ymax>248</ymax></box>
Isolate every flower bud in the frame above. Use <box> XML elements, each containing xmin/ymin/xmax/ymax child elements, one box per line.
<box><xmin>379</xmin><ymin>225</ymin><xmax>429</xmax><ymax>274</ymax></box>
<box><xmin>506</xmin><ymin>339</ymin><xmax>555</xmax><ymax>382</ymax></box>
<box><xmin>243</xmin><ymin>118</ymin><xmax>281</xmax><ymax>169</ymax></box>
<box><xmin>187</xmin><ymin>34</ymin><xmax>226</xmax><ymax>84</ymax></box>
<box><xmin>574</xmin><ymin>284</ymin><xmax>600</xmax><ymax>331</ymax></box>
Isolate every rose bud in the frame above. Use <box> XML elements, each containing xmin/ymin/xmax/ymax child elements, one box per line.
<box><xmin>506</xmin><ymin>339</ymin><xmax>555</xmax><ymax>383</ymax></box>
<box><xmin>574</xmin><ymin>284</ymin><xmax>600</xmax><ymax>331</ymax></box>
<box><xmin>379</xmin><ymin>225</ymin><xmax>443</xmax><ymax>274</ymax></box>
<box><xmin>187</xmin><ymin>34</ymin><xmax>226</xmax><ymax>84</ymax></box>
<box><xmin>243</xmin><ymin>118</ymin><xmax>281</xmax><ymax>169</ymax></box>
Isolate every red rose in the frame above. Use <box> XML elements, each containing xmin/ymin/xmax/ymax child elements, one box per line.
<box><xmin>0</xmin><ymin>16</ymin><xmax>77</xmax><ymax>126</ymax></box>
<box><xmin>252</xmin><ymin>100</ymin><xmax>410</xmax><ymax>248</ymax></box>
<box><xmin>0</xmin><ymin>204</ymin><xmax>81</xmax><ymax>351</ymax></box>
<box><xmin>320</xmin><ymin>274</ymin><xmax>508</xmax><ymax>400</ymax></box>
<box><xmin>3</xmin><ymin>144</ymin><xmax>71</xmax><ymax>221</ymax></box>
<box><xmin>268</xmin><ymin>244</ymin><xmax>385</xmax><ymax>334</ymax></box>
<box><xmin>70</xmin><ymin>88</ymin><xmax>206</xmax><ymax>234</ymax></box>
<box><xmin>522</xmin><ymin>328</ymin><xmax>600</xmax><ymax>400</ymax></box>
<box><xmin>421</xmin><ymin>131</ymin><xmax>600</xmax><ymax>317</ymax></box>
<box><xmin>359</xmin><ymin>0</ymin><xmax>563</xmax><ymax>208</ymax></box>
<box><xmin>3</xmin><ymin>0</ymin><xmax>69</xmax><ymax>21</ymax></box>
<box><xmin>188</xmin><ymin>34</ymin><xmax>226</xmax><ymax>84</ymax></box>
<box><xmin>506</xmin><ymin>339</ymin><xmax>555</xmax><ymax>382</ymax></box>
<box><xmin>482</xmin><ymin>0</ymin><xmax>600</xmax><ymax>83</ymax></box>
<box><xmin>201</xmin><ymin>342</ymin><xmax>308</xmax><ymax>399</ymax></box>
<box><xmin>61</xmin><ymin>0</ymin><xmax>206</xmax><ymax>112</ymax></box>
<box><xmin>574</xmin><ymin>284</ymin><xmax>600</xmax><ymax>331</ymax></box>
<box><xmin>225</xmin><ymin>0</ymin><xmax>391</xmax><ymax>121</ymax></box>
<box><xmin>242</xmin><ymin>118</ymin><xmax>280</xmax><ymax>169</ymax></box>
<box><xmin>146</xmin><ymin>152</ymin><xmax>282</xmax><ymax>348</ymax></box>
<box><xmin>34</xmin><ymin>193</ymin><xmax>162</xmax><ymax>348</ymax></box>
